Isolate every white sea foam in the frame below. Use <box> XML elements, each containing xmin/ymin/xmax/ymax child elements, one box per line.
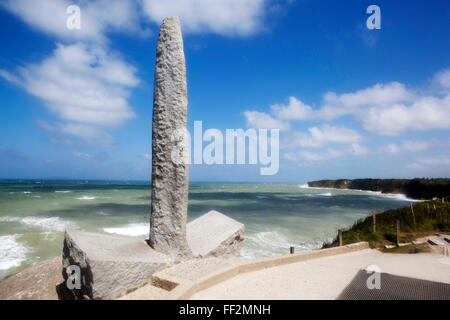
<box><xmin>55</xmin><ymin>190</ymin><xmax>71</xmax><ymax>193</ymax></box>
<box><xmin>41</xmin><ymin>232</ymin><xmax>57</xmax><ymax>242</ymax></box>
<box><xmin>375</xmin><ymin>192</ymin><xmax>422</xmax><ymax>202</ymax></box>
<box><xmin>242</xmin><ymin>229</ymin><xmax>337</xmax><ymax>259</ymax></box>
<box><xmin>76</xmin><ymin>196</ymin><xmax>96</xmax><ymax>200</ymax></box>
<box><xmin>246</xmin><ymin>230</ymin><xmax>292</xmax><ymax>249</ymax></box>
<box><xmin>319</xmin><ymin>193</ymin><xmax>332</xmax><ymax>196</ymax></box>
<box><xmin>256</xmin><ymin>195</ymin><xmax>269</xmax><ymax>199</ymax></box>
<box><xmin>275</xmin><ymin>196</ymin><xmax>298</xmax><ymax>200</ymax></box>
<box><xmin>0</xmin><ymin>216</ymin><xmax>72</xmax><ymax>232</ymax></box>
<box><xmin>0</xmin><ymin>235</ymin><xmax>28</xmax><ymax>271</ymax></box>
<box><xmin>23</xmin><ymin>191</ymin><xmax>32</xmax><ymax>194</ymax></box>
<box><xmin>103</xmin><ymin>223</ymin><xmax>148</xmax><ymax>237</ymax></box>
<box><xmin>298</xmin><ymin>183</ymin><xmax>420</xmax><ymax>202</ymax></box>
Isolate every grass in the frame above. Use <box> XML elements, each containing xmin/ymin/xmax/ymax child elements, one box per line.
<box><xmin>383</xmin><ymin>244</ymin><xmax>432</xmax><ymax>254</ymax></box>
<box><xmin>323</xmin><ymin>200</ymin><xmax>450</xmax><ymax>250</ymax></box>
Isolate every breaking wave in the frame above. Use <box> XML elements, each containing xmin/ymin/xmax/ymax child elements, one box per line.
<box><xmin>103</xmin><ymin>223</ymin><xmax>149</xmax><ymax>237</ymax></box>
<box><xmin>241</xmin><ymin>229</ymin><xmax>335</xmax><ymax>259</ymax></box>
<box><xmin>76</xmin><ymin>196</ymin><xmax>96</xmax><ymax>200</ymax></box>
<box><xmin>0</xmin><ymin>235</ymin><xmax>28</xmax><ymax>271</ymax></box>
<box><xmin>0</xmin><ymin>216</ymin><xmax>72</xmax><ymax>232</ymax></box>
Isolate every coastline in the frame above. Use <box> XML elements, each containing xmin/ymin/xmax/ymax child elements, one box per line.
<box><xmin>307</xmin><ymin>178</ymin><xmax>450</xmax><ymax>200</ymax></box>
<box><xmin>299</xmin><ymin>183</ymin><xmax>421</xmax><ymax>202</ymax></box>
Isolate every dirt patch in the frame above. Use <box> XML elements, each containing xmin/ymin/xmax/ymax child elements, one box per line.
<box><xmin>382</xmin><ymin>244</ymin><xmax>433</xmax><ymax>254</ymax></box>
<box><xmin>0</xmin><ymin>257</ymin><xmax>64</xmax><ymax>300</ymax></box>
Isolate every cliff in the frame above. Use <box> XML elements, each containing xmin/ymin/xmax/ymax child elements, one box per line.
<box><xmin>308</xmin><ymin>178</ymin><xmax>450</xmax><ymax>200</ymax></box>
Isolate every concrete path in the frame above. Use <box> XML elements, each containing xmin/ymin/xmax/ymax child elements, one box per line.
<box><xmin>191</xmin><ymin>249</ymin><xmax>450</xmax><ymax>300</ymax></box>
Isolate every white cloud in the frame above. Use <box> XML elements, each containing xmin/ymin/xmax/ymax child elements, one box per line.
<box><xmin>37</xmin><ymin>120</ymin><xmax>116</xmax><ymax>147</ymax></box>
<box><xmin>243</xmin><ymin>70</ymin><xmax>450</xmax><ymax>168</ymax></box>
<box><xmin>244</xmin><ymin>111</ymin><xmax>290</xmax><ymax>130</ymax></box>
<box><xmin>288</xmin><ymin>125</ymin><xmax>362</xmax><ymax>148</ymax></box>
<box><xmin>1</xmin><ymin>0</ymin><xmax>147</xmax><ymax>42</ymax></box>
<box><xmin>1</xmin><ymin>43</ymin><xmax>138</xmax><ymax>126</ymax></box>
<box><xmin>348</xmin><ymin>143</ymin><xmax>369</xmax><ymax>156</ymax></box>
<box><xmin>271</xmin><ymin>96</ymin><xmax>313</xmax><ymax>120</ymax></box>
<box><xmin>319</xmin><ymin>79</ymin><xmax>450</xmax><ymax>135</ymax></box>
<box><xmin>73</xmin><ymin>151</ymin><xmax>92</xmax><ymax>159</ymax></box>
<box><xmin>379</xmin><ymin>143</ymin><xmax>401</xmax><ymax>154</ymax></box>
<box><xmin>264</xmin><ymin>82</ymin><xmax>416</xmax><ymax>124</ymax></box>
<box><xmin>325</xmin><ymin>82</ymin><xmax>413</xmax><ymax>108</ymax></box>
<box><xmin>363</xmin><ymin>95</ymin><xmax>450</xmax><ymax>135</ymax></box>
<box><xmin>402</xmin><ymin>140</ymin><xmax>430</xmax><ymax>152</ymax></box>
<box><xmin>61</xmin><ymin>123</ymin><xmax>115</xmax><ymax>144</ymax></box>
<box><xmin>378</xmin><ymin>140</ymin><xmax>431</xmax><ymax>154</ymax></box>
<box><xmin>406</xmin><ymin>156</ymin><xmax>450</xmax><ymax>175</ymax></box>
<box><xmin>414</xmin><ymin>156</ymin><xmax>450</xmax><ymax>166</ymax></box>
<box><xmin>284</xmin><ymin>143</ymin><xmax>368</xmax><ymax>166</ymax></box>
<box><xmin>434</xmin><ymin>68</ymin><xmax>450</xmax><ymax>90</ymax></box>
<box><xmin>284</xmin><ymin>150</ymin><xmax>339</xmax><ymax>164</ymax></box>
<box><xmin>323</xmin><ymin>79</ymin><xmax>449</xmax><ymax>135</ymax></box>
<box><xmin>141</xmin><ymin>0</ymin><xmax>267</xmax><ymax>36</ymax></box>
<box><xmin>254</xmin><ymin>72</ymin><xmax>450</xmax><ymax>137</ymax></box>
<box><xmin>320</xmin><ymin>82</ymin><xmax>414</xmax><ymax>120</ymax></box>
<box><xmin>1</xmin><ymin>0</ymin><xmax>274</xmax><ymax>39</ymax></box>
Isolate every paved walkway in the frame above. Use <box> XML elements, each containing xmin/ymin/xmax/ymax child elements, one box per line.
<box><xmin>191</xmin><ymin>249</ymin><xmax>450</xmax><ymax>300</ymax></box>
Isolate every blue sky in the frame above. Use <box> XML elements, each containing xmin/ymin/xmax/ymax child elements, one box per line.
<box><xmin>0</xmin><ymin>0</ymin><xmax>449</xmax><ymax>182</ymax></box>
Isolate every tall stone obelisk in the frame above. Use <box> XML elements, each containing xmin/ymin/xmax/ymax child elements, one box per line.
<box><xmin>149</xmin><ymin>17</ymin><xmax>192</xmax><ymax>260</ymax></box>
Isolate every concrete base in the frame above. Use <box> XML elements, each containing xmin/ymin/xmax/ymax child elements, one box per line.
<box><xmin>187</xmin><ymin>210</ymin><xmax>245</xmax><ymax>258</ymax></box>
<box><xmin>62</xmin><ymin>230</ymin><xmax>172</xmax><ymax>300</ymax></box>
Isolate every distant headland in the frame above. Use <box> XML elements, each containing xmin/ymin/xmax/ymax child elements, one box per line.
<box><xmin>308</xmin><ymin>178</ymin><xmax>450</xmax><ymax>200</ymax></box>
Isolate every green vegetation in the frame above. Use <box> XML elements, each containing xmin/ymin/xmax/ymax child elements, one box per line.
<box><xmin>309</xmin><ymin>178</ymin><xmax>450</xmax><ymax>200</ymax></box>
<box><xmin>323</xmin><ymin>200</ymin><xmax>450</xmax><ymax>249</ymax></box>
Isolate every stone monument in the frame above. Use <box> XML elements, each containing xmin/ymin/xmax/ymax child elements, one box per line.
<box><xmin>149</xmin><ymin>17</ymin><xmax>192</xmax><ymax>261</ymax></box>
<box><xmin>61</xmin><ymin>17</ymin><xmax>245</xmax><ymax>300</ymax></box>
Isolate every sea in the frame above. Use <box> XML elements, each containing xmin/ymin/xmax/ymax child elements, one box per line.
<box><xmin>0</xmin><ymin>180</ymin><xmax>419</xmax><ymax>280</ymax></box>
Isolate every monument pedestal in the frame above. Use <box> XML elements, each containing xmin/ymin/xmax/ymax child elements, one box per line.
<box><xmin>62</xmin><ymin>230</ymin><xmax>172</xmax><ymax>300</ymax></box>
<box><xmin>187</xmin><ymin>211</ymin><xmax>245</xmax><ymax>258</ymax></box>
<box><xmin>62</xmin><ymin>209</ymin><xmax>245</xmax><ymax>299</ymax></box>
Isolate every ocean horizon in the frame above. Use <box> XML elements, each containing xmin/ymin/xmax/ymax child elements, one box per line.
<box><xmin>0</xmin><ymin>180</ymin><xmax>418</xmax><ymax>280</ymax></box>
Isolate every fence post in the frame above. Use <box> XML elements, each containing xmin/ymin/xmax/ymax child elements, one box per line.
<box><xmin>372</xmin><ymin>212</ymin><xmax>376</xmax><ymax>233</ymax></box>
<box><xmin>396</xmin><ymin>220</ymin><xmax>400</xmax><ymax>246</ymax></box>
<box><xmin>290</xmin><ymin>246</ymin><xmax>295</xmax><ymax>254</ymax></box>
<box><xmin>410</xmin><ymin>204</ymin><xmax>417</xmax><ymax>231</ymax></box>
<box><xmin>339</xmin><ymin>229</ymin><xmax>343</xmax><ymax>247</ymax></box>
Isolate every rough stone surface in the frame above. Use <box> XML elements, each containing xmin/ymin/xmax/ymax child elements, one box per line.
<box><xmin>187</xmin><ymin>211</ymin><xmax>245</xmax><ymax>258</ymax></box>
<box><xmin>150</xmin><ymin>16</ymin><xmax>192</xmax><ymax>260</ymax></box>
<box><xmin>0</xmin><ymin>257</ymin><xmax>63</xmax><ymax>300</ymax></box>
<box><xmin>62</xmin><ymin>230</ymin><xmax>172</xmax><ymax>300</ymax></box>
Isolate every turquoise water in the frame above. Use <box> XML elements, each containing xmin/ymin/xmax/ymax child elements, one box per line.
<box><xmin>0</xmin><ymin>180</ymin><xmax>417</xmax><ymax>279</ymax></box>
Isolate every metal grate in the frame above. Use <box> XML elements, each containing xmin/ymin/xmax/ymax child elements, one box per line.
<box><xmin>338</xmin><ymin>270</ymin><xmax>450</xmax><ymax>300</ymax></box>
